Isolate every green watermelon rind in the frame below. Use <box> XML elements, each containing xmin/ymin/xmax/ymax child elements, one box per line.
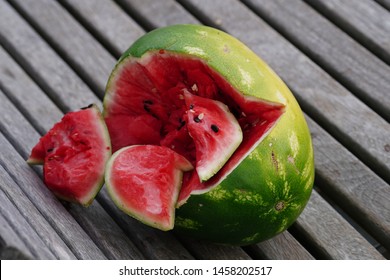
<box><xmin>104</xmin><ymin>145</ymin><xmax>192</xmax><ymax>231</ymax></box>
<box><xmin>104</xmin><ymin>24</ymin><xmax>315</xmax><ymax>245</ymax></box>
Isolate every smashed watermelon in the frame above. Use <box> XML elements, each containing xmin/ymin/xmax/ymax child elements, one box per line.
<box><xmin>103</xmin><ymin>24</ymin><xmax>314</xmax><ymax>245</ymax></box>
<box><xmin>27</xmin><ymin>104</ymin><xmax>111</xmax><ymax>206</ymax></box>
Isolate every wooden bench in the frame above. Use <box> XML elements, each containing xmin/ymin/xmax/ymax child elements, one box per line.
<box><xmin>0</xmin><ymin>0</ymin><xmax>389</xmax><ymax>260</ymax></box>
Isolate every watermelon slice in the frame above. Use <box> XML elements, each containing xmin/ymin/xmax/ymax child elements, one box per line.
<box><xmin>27</xmin><ymin>104</ymin><xmax>111</xmax><ymax>206</ymax></box>
<box><xmin>183</xmin><ymin>90</ymin><xmax>242</xmax><ymax>182</ymax></box>
<box><xmin>105</xmin><ymin>145</ymin><xmax>193</xmax><ymax>230</ymax></box>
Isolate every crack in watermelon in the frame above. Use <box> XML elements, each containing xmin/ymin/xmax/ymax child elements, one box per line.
<box><xmin>104</xmin><ymin>51</ymin><xmax>285</xmax><ymax>206</ymax></box>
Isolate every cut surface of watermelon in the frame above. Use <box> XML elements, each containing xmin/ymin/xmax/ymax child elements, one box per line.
<box><xmin>105</xmin><ymin>145</ymin><xmax>193</xmax><ymax>230</ymax></box>
<box><xmin>28</xmin><ymin>104</ymin><xmax>111</xmax><ymax>206</ymax></box>
<box><xmin>104</xmin><ymin>51</ymin><xmax>285</xmax><ymax>205</ymax></box>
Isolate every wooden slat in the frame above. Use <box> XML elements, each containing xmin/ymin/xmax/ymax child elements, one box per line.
<box><xmin>243</xmin><ymin>0</ymin><xmax>390</xmax><ymax>122</ymax></box>
<box><xmin>0</xmin><ymin>211</ymin><xmax>32</xmax><ymax>260</ymax></box>
<box><xmin>0</xmin><ymin>166</ymin><xmax>59</xmax><ymax>259</ymax></box>
<box><xmin>305</xmin><ymin>0</ymin><xmax>390</xmax><ymax>65</ymax></box>
<box><xmin>0</xmin><ymin>0</ymin><xmax>99</xmax><ymax>112</ymax></box>
<box><xmin>307</xmin><ymin>116</ymin><xmax>390</xmax><ymax>250</ymax></box>
<box><xmin>248</xmin><ymin>231</ymin><xmax>314</xmax><ymax>260</ymax></box>
<box><xmin>0</xmin><ymin>46</ymin><xmax>62</xmax><ymax>135</ymax></box>
<box><xmin>66</xmin><ymin>202</ymin><xmax>144</xmax><ymax>260</ymax></box>
<box><xmin>0</xmin><ymin>132</ymin><xmax>106</xmax><ymax>259</ymax></box>
<box><xmin>97</xmin><ymin>189</ymin><xmax>194</xmax><ymax>260</ymax></box>
<box><xmin>8</xmin><ymin>0</ymin><xmax>116</xmax><ymax>98</ymax></box>
<box><xmin>180</xmin><ymin>0</ymin><xmax>390</xmax><ymax>185</ymax></box>
<box><xmin>117</xmin><ymin>0</ymin><xmax>199</xmax><ymax>28</ymax></box>
<box><xmin>296</xmin><ymin>191</ymin><xmax>384</xmax><ymax>259</ymax></box>
<box><xmin>59</xmin><ymin>0</ymin><xmax>144</xmax><ymax>58</ymax></box>
<box><xmin>177</xmin><ymin>237</ymin><xmax>252</xmax><ymax>260</ymax></box>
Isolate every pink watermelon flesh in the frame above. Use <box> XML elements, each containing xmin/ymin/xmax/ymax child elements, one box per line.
<box><xmin>28</xmin><ymin>104</ymin><xmax>111</xmax><ymax>206</ymax></box>
<box><xmin>104</xmin><ymin>51</ymin><xmax>285</xmax><ymax>205</ymax></box>
<box><xmin>105</xmin><ymin>145</ymin><xmax>193</xmax><ymax>230</ymax></box>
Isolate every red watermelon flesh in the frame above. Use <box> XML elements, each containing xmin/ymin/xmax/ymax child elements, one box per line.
<box><xmin>27</xmin><ymin>104</ymin><xmax>111</xmax><ymax>206</ymax></box>
<box><xmin>104</xmin><ymin>51</ymin><xmax>285</xmax><ymax>205</ymax></box>
<box><xmin>183</xmin><ymin>90</ymin><xmax>242</xmax><ymax>182</ymax></box>
<box><xmin>105</xmin><ymin>145</ymin><xmax>193</xmax><ymax>230</ymax></box>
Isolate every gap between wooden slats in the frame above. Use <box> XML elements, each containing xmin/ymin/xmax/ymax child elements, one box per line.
<box><xmin>304</xmin><ymin>0</ymin><xmax>390</xmax><ymax>65</ymax></box>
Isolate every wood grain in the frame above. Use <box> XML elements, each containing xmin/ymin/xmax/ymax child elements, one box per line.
<box><xmin>0</xmin><ymin>0</ymin><xmax>99</xmax><ymax>112</ymax></box>
<box><xmin>59</xmin><ymin>0</ymin><xmax>144</xmax><ymax>58</ymax></box>
<box><xmin>305</xmin><ymin>0</ymin><xmax>390</xmax><ymax>65</ymax></box>
<box><xmin>0</xmin><ymin>166</ymin><xmax>56</xmax><ymax>259</ymax></box>
<box><xmin>243</xmin><ymin>0</ymin><xmax>390</xmax><ymax>122</ymax></box>
<box><xmin>117</xmin><ymin>0</ymin><xmax>199</xmax><ymax>29</ymax></box>
<box><xmin>9</xmin><ymin>0</ymin><xmax>116</xmax><ymax>98</ymax></box>
<box><xmin>248</xmin><ymin>231</ymin><xmax>314</xmax><ymax>260</ymax></box>
<box><xmin>0</xmin><ymin>211</ymin><xmax>32</xmax><ymax>259</ymax></box>
<box><xmin>296</xmin><ymin>191</ymin><xmax>384</xmax><ymax>259</ymax></box>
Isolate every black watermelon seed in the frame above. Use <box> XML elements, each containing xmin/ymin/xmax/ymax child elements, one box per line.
<box><xmin>189</xmin><ymin>104</ymin><xmax>194</xmax><ymax>110</ymax></box>
<box><xmin>81</xmin><ymin>104</ymin><xmax>93</xmax><ymax>110</ymax></box>
<box><xmin>194</xmin><ymin>116</ymin><xmax>201</xmax><ymax>123</ymax></box>
<box><xmin>211</xmin><ymin>124</ymin><xmax>219</xmax><ymax>132</ymax></box>
<box><xmin>143</xmin><ymin>100</ymin><xmax>153</xmax><ymax>105</ymax></box>
<box><xmin>143</xmin><ymin>104</ymin><xmax>151</xmax><ymax>112</ymax></box>
<box><xmin>47</xmin><ymin>148</ymin><xmax>54</xmax><ymax>153</ymax></box>
<box><xmin>177</xmin><ymin>119</ymin><xmax>186</xmax><ymax>130</ymax></box>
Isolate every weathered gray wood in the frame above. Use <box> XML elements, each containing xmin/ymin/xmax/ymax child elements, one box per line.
<box><xmin>0</xmin><ymin>132</ymin><xmax>106</xmax><ymax>259</ymax></box>
<box><xmin>0</xmin><ymin>212</ymin><xmax>32</xmax><ymax>260</ymax></box>
<box><xmin>0</xmin><ymin>46</ymin><xmax>63</xmax><ymax>135</ymax></box>
<box><xmin>0</xmin><ymin>166</ymin><xmax>58</xmax><ymax>259</ymax></box>
<box><xmin>243</xmin><ymin>0</ymin><xmax>390</xmax><ymax>122</ymax></box>
<box><xmin>180</xmin><ymin>0</ymin><xmax>390</xmax><ymax>185</ymax></box>
<box><xmin>59</xmin><ymin>0</ymin><xmax>144</xmax><ymax>58</ymax></box>
<box><xmin>306</xmin><ymin>116</ymin><xmax>390</xmax><ymax>250</ymax></box>
<box><xmin>248</xmin><ymin>231</ymin><xmax>315</xmax><ymax>260</ymax></box>
<box><xmin>66</xmin><ymin>202</ymin><xmax>144</xmax><ymax>259</ymax></box>
<box><xmin>296</xmin><ymin>191</ymin><xmax>384</xmax><ymax>259</ymax></box>
<box><xmin>117</xmin><ymin>0</ymin><xmax>199</xmax><ymax>28</ymax></box>
<box><xmin>176</xmin><ymin>237</ymin><xmax>252</xmax><ymax>260</ymax></box>
<box><xmin>0</xmin><ymin>0</ymin><xmax>99</xmax><ymax>112</ymax></box>
<box><xmin>8</xmin><ymin>0</ymin><xmax>116</xmax><ymax>98</ymax></box>
<box><xmin>305</xmin><ymin>0</ymin><xmax>390</xmax><ymax>65</ymax></box>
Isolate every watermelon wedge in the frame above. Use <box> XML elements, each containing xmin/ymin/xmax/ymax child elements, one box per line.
<box><xmin>105</xmin><ymin>145</ymin><xmax>193</xmax><ymax>230</ymax></box>
<box><xmin>27</xmin><ymin>104</ymin><xmax>111</xmax><ymax>206</ymax></box>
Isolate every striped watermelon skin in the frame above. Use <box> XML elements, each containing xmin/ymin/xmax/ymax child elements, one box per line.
<box><xmin>104</xmin><ymin>25</ymin><xmax>314</xmax><ymax>245</ymax></box>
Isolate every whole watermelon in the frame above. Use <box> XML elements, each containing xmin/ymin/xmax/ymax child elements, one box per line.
<box><xmin>103</xmin><ymin>24</ymin><xmax>314</xmax><ymax>245</ymax></box>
